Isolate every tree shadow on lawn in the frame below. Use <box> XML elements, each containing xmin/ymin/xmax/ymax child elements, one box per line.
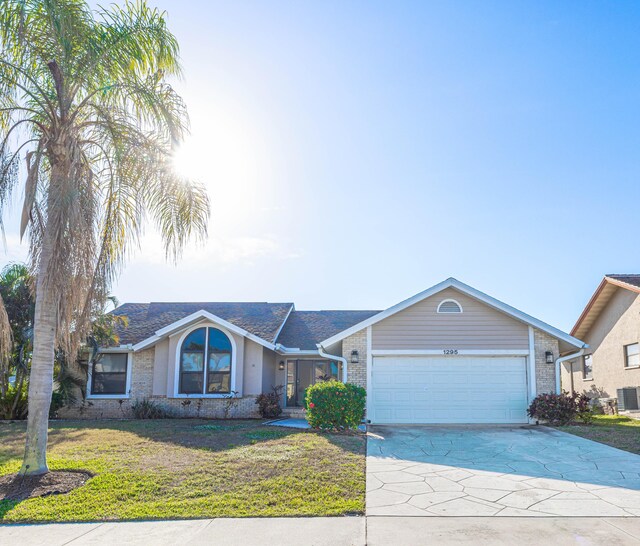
<box><xmin>2</xmin><ymin>418</ymin><xmax>365</xmax><ymax>460</ymax></box>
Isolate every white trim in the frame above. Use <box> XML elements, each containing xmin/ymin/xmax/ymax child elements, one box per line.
<box><xmin>133</xmin><ymin>310</ymin><xmax>276</xmax><ymax>352</ymax></box>
<box><xmin>87</xmin><ymin>351</ymin><xmax>133</xmax><ymax>400</ymax></box>
<box><xmin>317</xmin><ymin>344</ymin><xmax>348</xmax><ymax>383</ymax></box>
<box><xmin>272</xmin><ymin>304</ymin><xmax>295</xmax><ymax>344</ymax></box>
<box><xmin>528</xmin><ymin>326</ymin><xmax>536</xmax><ymax>406</ymax></box>
<box><xmin>172</xmin><ymin>322</ymin><xmax>238</xmax><ymax>398</ymax></box>
<box><xmin>370</xmin><ymin>349</ymin><xmax>529</xmax><ymax>356</ymax></box>
<box><xmin>366</xmin><ymin>326</ymin><xmax>372</xmax><ymax>423</ymax></box>
<box><xmin>97</xmin><ymin>345</ymin><xmax>133</xmax><ymax>353</ymax></box>
<box><xmin>556</xmin><ymin>349</ymin><xmax>584</xmax><ymax>394</ymax></box>
<box><xmin>320</xmin><ymin>277</ymin><xmax>586</xmax><ymax>349</ymax></box>
<box><xmin>436</xmin><ymin>298</ymin><xmax>463</xmax><ymax>313</ymax></box>
<box><xmin>274</xmin><ymin>344</ymin><xmax>321</xmax><ymax>356</ymax></box>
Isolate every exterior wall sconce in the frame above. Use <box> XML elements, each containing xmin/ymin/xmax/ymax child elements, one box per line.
<box><xmin>545</xmin><ymin>351</ymin><xmax>554</xmax><ymax>364</ymax></box>
<box><xmin>278</xmin><ymin>361</ymin><xmax>285</xmax><ymax>371</ymax></box>
<box><xmin>351</xmin><ymin>350</ymin><xmax>359</xmax><ymax>364</ymax></box>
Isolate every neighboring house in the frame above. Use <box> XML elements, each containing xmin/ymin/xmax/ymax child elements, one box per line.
<box><xmin>562</xmin><ymin>275</ymin><xmax>640</xmax><ymax>408</ymax></box>
<box><xmin>65</xmin><ymin>278</ymin><xmax>585</xmax><ymax>424</ymax></box>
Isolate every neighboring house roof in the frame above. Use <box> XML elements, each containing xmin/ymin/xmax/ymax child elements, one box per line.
<box><xmin>319</xmin><ymin>277</ymin><xmax>586</xmax><ymax>350</ymax></box>
<box><xmin>275</xmin><ymin>310</ymin><xmax>380</xmax><ymax>350</ymax></box>
<box><xmin>111</xmin><ymin>302</ymin><xmax>294</xmax><ymax>347</ymax></box>
<box><xmin>571</xmin><ymin>275</ymin><xmax>640</xmax><ymax>340</ymax></box>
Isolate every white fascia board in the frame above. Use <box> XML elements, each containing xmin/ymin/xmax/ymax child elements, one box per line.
<box><xmin>274</xmin><ymin>344</ymin><xmax>320</xmax><ymax>356</ymax></box>
<box><xmin>132</xmin><ymin>310</ymin><xmax>276</xmax><ymax>352</ymax></box>
<box><xmin>319</xmin><ymin>277</ymin><xmax>586</xmax><ymax>349</ymax></box>
<box><xmin>99</xmin><ymin>345</ymin><xmax>133</xmax><ymax>353</ymax></box>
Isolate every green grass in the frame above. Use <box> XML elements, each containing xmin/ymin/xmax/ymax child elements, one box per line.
<box><xmin>558</xmin><ymin>415</ymin><xmax>640</xmax><ymax>454</ymax></box>
<box><xmin>0</xmin><ymin>419</ymin><xmax>365</xmax><ymax>522</ymax></box>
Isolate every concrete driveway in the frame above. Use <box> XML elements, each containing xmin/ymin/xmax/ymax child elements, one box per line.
<box><xmin>367</xmin><ymin>425</ymin><xmax>640</xmax><ymax>517</ymax></box>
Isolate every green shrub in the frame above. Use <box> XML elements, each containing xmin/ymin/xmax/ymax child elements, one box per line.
<box><xmin>305</xmin><ymin>380</ymin><xmax>366</xmax><ymax>430</ymax></box>
<box><xmin>131</xmin><ymin>398</ymin><xmax>173</xmax><ymax>419</ymax></box>
<box><xmin>527</xmin><ymin>391</ymin><xmax>594</xmax><ymax>425</ymax></box>
<box><xmin>255</xmin><ymin>385</ymin><xmax>284</xmax><ymax>418</ymax></box>
<box><xmin>0</xmin><ymin>382</ymin><xmax>28</xmax><ymax>420</ymax></box>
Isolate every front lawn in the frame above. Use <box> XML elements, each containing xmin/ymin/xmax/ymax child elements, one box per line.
<box><xmin>0</xmin><ymin>419</ymin><xmax>365</xmax><ymax>522</ymax></box>
<box><xmin>557</xmin><ymin>415</ymin><xmax>640</xmax><ymax>455</ymax></box>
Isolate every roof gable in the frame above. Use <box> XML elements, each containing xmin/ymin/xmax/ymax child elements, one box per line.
<box><xmin>571</xmin><ymin>275</ymin><xmax>640</xmax><ymax>340</ymax></box>
<box><xmin>111</xmin><ymin>302</ymin><xmax>294</xmax><ymax>348</ymax></box>
<box><xmin>320</xmin><ymin>278</ymin><xmax>585</xmax><ymax>349</ymax></box>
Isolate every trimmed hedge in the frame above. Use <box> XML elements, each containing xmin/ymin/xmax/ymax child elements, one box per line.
<box><xmin>305</xmin><ymin>380</ymin><xmax>366</xmax><ymax>430</ymax></box>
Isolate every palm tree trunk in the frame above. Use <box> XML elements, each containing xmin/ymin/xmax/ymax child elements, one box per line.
<box><xmin>19</xmin><ymin>231</ymin><xmax>57</xmax><ymax>476</ymax></box>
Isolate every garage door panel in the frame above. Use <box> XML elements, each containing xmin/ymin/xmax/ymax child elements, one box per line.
<box><xmin>371</xmin><ymin>356</ymin><xmax>528</xmax><ymax>424</ymax></box>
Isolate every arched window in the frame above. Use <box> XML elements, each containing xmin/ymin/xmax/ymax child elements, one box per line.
<box><xmin>437</xmin><ymin>299</ymin><xmax>463</xmax><ymax>313</ymax></box>
<box><xmin>179</xmin><ymin>327</ymin><xmax>232</xmax><ymax>394</ymax></box>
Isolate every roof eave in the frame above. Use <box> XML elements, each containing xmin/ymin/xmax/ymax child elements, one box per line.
<box><xmin>571</xmin><ymin>276</ymin><xmax>640</xmax><ymax>339</ymax></box>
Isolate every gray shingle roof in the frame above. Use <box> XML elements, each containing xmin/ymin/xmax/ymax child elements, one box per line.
<box><xmin>275</xmin><ymin>310</ymin><xmax>380</xmax><ymax>350</ymax></box>
<box><xmin>606</xmin><ymin>274</ymin><xmax>640</xmax><ymax>289</ymax></box>
<box><xmin>108</xmin><ymin>302</ymin><xmax>381</xmax><ymax>350</ymax></box>
<box><xmin>110</xmin><ymin>302</ymin><xmax>294</xmax><ymax>346</ymax></box>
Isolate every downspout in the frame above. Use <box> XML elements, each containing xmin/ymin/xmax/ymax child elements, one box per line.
<box><xmin>555</xmin><ymin>349</ymin><xmax>585</xmax><ymax>394</ymax></box>
<box><xmin>317</xmin><ymin>344</ymin><xmax>349</xmax><ymax>383</ymax></box>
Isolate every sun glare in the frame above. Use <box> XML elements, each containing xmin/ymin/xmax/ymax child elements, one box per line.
<box><xmin>170</xmin><ymin>102</ymin><xmax>270</xmax><ymax>228</ymax></box>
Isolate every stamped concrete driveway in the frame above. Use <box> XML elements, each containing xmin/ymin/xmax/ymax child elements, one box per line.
<box><xmin>367</xmin><ymin>425</ymin><xmax>640</xmax><ymax>517</ymax></box>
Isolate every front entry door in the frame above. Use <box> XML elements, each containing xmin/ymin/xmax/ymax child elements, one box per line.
<box><xmin>285</xmin><ymin>359</ymin><xmax>343</xmax><ymax>407</ymax></box>
<box><xmin>296</xmin><ymin>362</ymin><xmax>315</xmax><ymax>407</ymax></box>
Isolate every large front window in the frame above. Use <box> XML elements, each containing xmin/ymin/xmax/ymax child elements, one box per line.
<box><xmin>179</xmin><ymin>327</ymin><xmax>232</xmax><ymax>394</ymax></box>
<box><xmin>91</xmin><ymin>353</ymin><xmax>129</xmax><ymax>395</ymax></box>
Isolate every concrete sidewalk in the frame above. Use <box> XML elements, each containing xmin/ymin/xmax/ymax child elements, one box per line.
<box><xmin>1</xmin><ymin>516</ymin><xmax>640</xmax><ymax>545</ymax></box>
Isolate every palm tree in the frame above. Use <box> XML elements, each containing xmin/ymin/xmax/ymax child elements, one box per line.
<box><xmin>0</xmin><ymin>0</ymin><xmax>209</xmax><ymax>475</ymax></box>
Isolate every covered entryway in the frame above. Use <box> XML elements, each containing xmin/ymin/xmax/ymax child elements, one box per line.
<box><xmin>370</xmin><ymin>356</ymin><xmax>528</xmax><ymax>424</ymax></box>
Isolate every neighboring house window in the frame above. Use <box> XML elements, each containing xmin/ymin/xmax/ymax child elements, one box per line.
<box><xmin>91</xmin><ymin>353</ymin><xmax>129</xmax><ymax>395</ymax></box>
<box><xmin>179</xmin><ymin>327</ymin><xmax>232</xmax><ymax>394</ymax></box>
<box><xmin>624</xmin><ymin>343</ymin><xmax>640</xmax><ymax>368</ymax></box>
<box><xmin>582</xmin><ymin>354</ymin><xmax>593</xmax><ymax>380</ymax></box>
<box><xmin>437</xmin><ymin>299</ymin><xmax>463</xmax><ymax>313</ymax></box>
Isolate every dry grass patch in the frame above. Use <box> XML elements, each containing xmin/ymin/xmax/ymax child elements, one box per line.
<box><xmin>0</xmin><ymin>419</ymin><xmax>365</xmax><ymax>522</ymax></box>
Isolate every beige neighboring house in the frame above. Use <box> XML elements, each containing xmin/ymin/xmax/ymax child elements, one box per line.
<box><xmin>64</xmin><ymin>278</ymin><xmax>586</xmax><ymax>424</ymax></box>
<box><xmin>562</xmin><ymin>275</ymin><xmax>640</xmax><ymax>410</ymax></box>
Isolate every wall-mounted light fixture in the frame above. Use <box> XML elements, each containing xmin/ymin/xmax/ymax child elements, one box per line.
<box><xmin>278</xmin><ymin>361</ymin><xmax>285</xmax><ymax>371</ymax></box>
<box><xmin>351</xmin><ymin>350</ymin><xmax>359</xmax><ymax>364</ymax></box>
<box><xmin>545</xmin><ymin>351</ymin><xmax>554</xmax><ymax>364</ymax></box>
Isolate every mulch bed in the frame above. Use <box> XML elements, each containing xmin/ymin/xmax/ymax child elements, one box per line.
<box><xmin>0</xmin><ymin>470</ymin><xmax>92</xmax><ymax>501</ymax></box>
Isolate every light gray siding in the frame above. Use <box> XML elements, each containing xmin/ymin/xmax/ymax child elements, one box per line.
<box><xmin>372</xmin><ymin>287</ymin><xmax>529</xmax><ymax>350</ymax></box>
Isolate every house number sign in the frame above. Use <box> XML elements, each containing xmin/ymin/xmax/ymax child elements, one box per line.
<box><xmin>443</xmin><ymin>349</ymin><xmax>459</xmax><ymax>355</ymax></box>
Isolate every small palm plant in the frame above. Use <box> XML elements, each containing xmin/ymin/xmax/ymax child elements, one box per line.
<box><xmin>0</xmin><ymin>0</ymin><xmax>209</xmax><ymax>476</ymax></box>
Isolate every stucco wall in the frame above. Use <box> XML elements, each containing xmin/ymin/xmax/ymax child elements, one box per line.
<box><xmin>561</xmin><ymin>288</ymin><xmax>640</xmax><ymax>398</ymax></box>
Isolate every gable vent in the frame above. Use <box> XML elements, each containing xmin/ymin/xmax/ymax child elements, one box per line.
<box><xmin>437</xmin><ymin>299</ymin><xmax>463</xmax><ymax>314</ymax></box>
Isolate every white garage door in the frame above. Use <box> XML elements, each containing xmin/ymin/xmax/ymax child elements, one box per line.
<box><xmin>371</xmin><ymin>356</ymin><xmax>529</xmax><ymax>424</ymax></box>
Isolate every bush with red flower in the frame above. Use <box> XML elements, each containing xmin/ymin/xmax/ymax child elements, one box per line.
<box><xmin>305</xmin><ymin>380</ymin><xmax>366</xmax><ymax>430</ymax></box>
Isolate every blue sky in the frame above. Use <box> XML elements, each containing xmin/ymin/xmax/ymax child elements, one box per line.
<box><xmin>4</xmin><ymin>1</ymin><xmax>640</xmax><ymax>332</ymax></box>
